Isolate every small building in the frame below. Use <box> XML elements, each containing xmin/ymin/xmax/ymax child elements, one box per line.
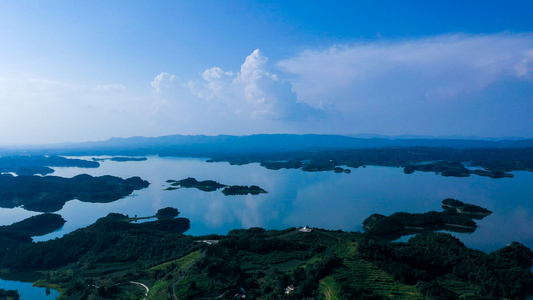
<box><xmin>285</xmin><ymin>285</ymin><xmax>297</xmax><ymax>294</ymax></box>
<box><xmin>299</xmin><ymin>226</ymin><xmax>312</xmax><ymax>233</ymax></box>
<box><xmin>195</xmin><ymin>240</ymin><xmax>220</xmax><ymax>245</ymax></box>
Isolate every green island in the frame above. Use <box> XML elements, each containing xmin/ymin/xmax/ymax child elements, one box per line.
<box><xmin>166</xmin><ymin>177</ymin><xmax>227</xmax><ymax>192</ymax></box>
<box><xmin>442</xmin><ymin>198</ymin><xmax>493</xmax><ymax>217</ymax></box>
<box><xmin>0</xmin><ymin>213</ymin><xmax>66</xmax><ymax>243</ymax></box>
<box><xmin>0</xmin><ymin>207</ymin><xmax>530</xmax><ymax>299</ymax></box>
<box><xmin>165</xmin><ymin>177</ymin><xmax>267</xmax><ymax>196</ymax></box>
<box><xmin>0</xmin><ymin>174</ymin><xmax>149</xmax><ymax>212</ymax></box>
<box><xmin>221</xmin><ymin>185</ymin><xmax>268</xmax><ymax>196</ymax></box>
<box><xmin>0</xmin><ymin>155</ymin><xmax>99</xmax><ymax>176</ymax></box>
<box><xmin>363</xmin><ymin>199</ymin><xmax>491</xmax><ymax>238</ymax></box>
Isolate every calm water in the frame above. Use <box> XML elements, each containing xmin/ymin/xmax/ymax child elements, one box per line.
<box><xmin>0</xmin><ymin>278</ymin><xmax>59</xmax><ymax>300</ymax></box>
<box><xmin>21</xmin><ymin>156</ymin><xmax>533</xmax><ymax>252</ymax></box>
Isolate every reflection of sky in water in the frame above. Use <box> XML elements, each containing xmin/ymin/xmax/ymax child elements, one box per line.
<box><xmin>1</xmin><ymin>156</ymin><xmax>532</xmax><ymax>253</ymax></box>
<box><xmin>0</xmin><ymin>279</ymin><xmax>59</xmax><ymax>300</ymax></box>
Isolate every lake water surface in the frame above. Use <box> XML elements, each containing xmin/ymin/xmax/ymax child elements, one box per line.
<box><xmin>2</xmin><ymin>156</ymin><xmax>533</xmax><ymax>298</ymax></box>
<box><xmin>21</xmin><ymin>156</ymin><xmax>533</xmax><ymax>252</ymax></box>
<box><xmin>0</xmin><ymin>278</ymin><xmax>59</xmax><ymax>300</ymax></box>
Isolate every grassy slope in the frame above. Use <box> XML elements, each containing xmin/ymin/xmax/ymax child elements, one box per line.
<box><xmin>147</xmin><ymin>250</ymin><xmax>203</xmax><ymax>300</ymax></box>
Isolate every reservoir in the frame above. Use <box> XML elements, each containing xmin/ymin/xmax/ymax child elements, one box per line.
<box><xmin>12</xmin><ymin>155</ymin><xmax>533</xmax><ymax>253</ymax></box>
<box><xmin>1</xmin><ymin>156</ymin><xmax>533</xmax><ymax>298</ymax></box>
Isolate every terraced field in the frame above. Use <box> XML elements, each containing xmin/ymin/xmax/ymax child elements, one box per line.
<box><xmin>331</xmin><ymin>259</ymin><xmax>424</xmax><ymax>299</ymax></box>
<box><xmin>320</xmin><ymin>276</ymin><xmax>341</xmax><ymax>300</ymax></box>
<box><xmin>147</xmin><ymin>250</ymin><xmax>204</xmax><ymax>299</ymax></box>
<box><xmin>333</xmin><ymin>241</ymin><xmax>358</xmax><ymax>259</ymax></box>
<box><xmin>439</xmin><ymin>279</ymin><xmax>479</xmax><ymax>298</ymax></box>
<box><xmin>150</xmin><ymin>250</ymin><xmax>203</xmax><ymax>272</ymax></box>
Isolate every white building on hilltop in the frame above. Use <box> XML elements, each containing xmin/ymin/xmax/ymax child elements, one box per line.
<box><xmin>299</xmin><ymin>226</ymin><xmax>312</xmax><ymax>233</ymax></box>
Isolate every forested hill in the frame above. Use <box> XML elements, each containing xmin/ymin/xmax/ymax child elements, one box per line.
<box><xmin>4</xmin><ymin>134</ymin><xmax>533</xmax><ymax>156</ymax></box>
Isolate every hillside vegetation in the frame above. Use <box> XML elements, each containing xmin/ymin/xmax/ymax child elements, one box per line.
<box><xmin>0</xmin><ymin>212</ymin><xmax>530</xmax><ymax>299</ymax></box>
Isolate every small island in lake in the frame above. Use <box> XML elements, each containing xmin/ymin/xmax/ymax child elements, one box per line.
<box><xmin>221</xmin><ymin>185</ymin><xmax>268</xmax><ymax>196</ymax></box>
<box><xmin>442</xmin><ymin>198</ymin><xmax>493</xmax><ymax>217</ymax></box>
<box><xmin>363</xmin><ymin>199</ymin><xmax>491</xmax><ymax>237</ymax></box>
<box><xmin>165</xmin><ymin>177</ymin><xmax>268</xmax><ymax>196</ymax></box>
<box><xmin>166</xmin><ymin>177</ymin><xmax>227</xmax><ymax>192</ymax></box>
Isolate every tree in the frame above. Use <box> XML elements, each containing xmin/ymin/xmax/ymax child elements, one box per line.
<box><xmin>156</xmin><ymin>207</ymin><xmax>180</xmax><ymax>220</ymax></box>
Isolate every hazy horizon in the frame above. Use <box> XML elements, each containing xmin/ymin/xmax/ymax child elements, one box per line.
<box><xmin>1</xmin><ymin>132</ymin><xmax>532</xmax><ymax>149</ymax></box>
<box><xmin>2</xmin><ymin>1</ymin><xmax>533</xmax><ymax>145</ymax></box>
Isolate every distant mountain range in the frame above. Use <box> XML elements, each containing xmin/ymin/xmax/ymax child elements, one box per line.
<box><xmin>3</xmin><ymin>134</ymin><xmax>533</xmax><ymax>156</ymax></box>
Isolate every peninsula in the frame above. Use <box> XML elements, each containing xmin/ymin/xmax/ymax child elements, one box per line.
<box><xmin>0</xmin><ymin>155</ymin><xmax>99</xmax><ymax>176</ymax></box>
<box><xmin>363</xmin><ymin>199</ymin><xmax>491</xmax><ymax>237</ymax></box>
<box><xmin>0</xmin><ymin>174</ymin><xmax>149</xmax><ymax>212</ymax></box>
<box><xmin>0</xmin><ymin>213</ymin><xmax>65</xmax><ymax>243</ymax></box>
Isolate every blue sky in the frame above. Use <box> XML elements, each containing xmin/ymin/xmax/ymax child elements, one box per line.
<box><xmin>1</xmin><ymin>1</ymin><xmax>532</xmax><ymax>144</ymax></box>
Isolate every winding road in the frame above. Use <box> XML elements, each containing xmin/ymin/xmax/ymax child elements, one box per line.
<box><xmin>116</xmin><ymin>281</ymin><xmax>150</xmax><ymax>300</ymax></box>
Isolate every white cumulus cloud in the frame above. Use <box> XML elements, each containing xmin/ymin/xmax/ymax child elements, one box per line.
<box><xmin>189</xmin><ymin>49</ymin><xmax>324</xmax><ymax>121</ymax></box>
<box><xmin>151</xmin><ymin>72</ymin><xmax>178</xmax><ymax>93</ymax></box>
<box><xmin>277</xmin><ymin>33</ymin><xmax>533</xmax><ymax>137</ymax></box>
